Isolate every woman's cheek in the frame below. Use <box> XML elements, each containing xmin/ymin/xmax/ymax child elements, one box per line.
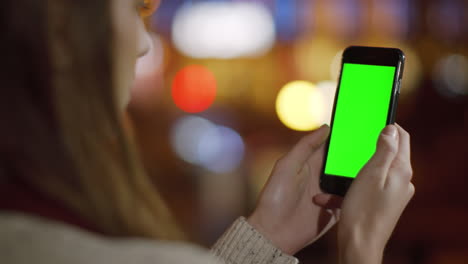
<box><xmin>112</xmin><ymin>1</ymin><xmax>140</xmax><ymax>106</ymax></box>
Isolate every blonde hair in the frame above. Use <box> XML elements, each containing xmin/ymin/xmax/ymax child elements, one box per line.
<box><xmin>0</xmin><ymin>0</ymin><xmax>184</xmax><ymax>240</ymax></box>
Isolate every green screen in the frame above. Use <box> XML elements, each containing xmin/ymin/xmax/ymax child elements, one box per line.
<box><xmin>325</xmin><ymin>63</ymin><xmax>396</xmax><ymax>178</ymax></box>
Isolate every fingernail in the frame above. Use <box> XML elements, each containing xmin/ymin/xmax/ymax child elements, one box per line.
<box><xmin>383</xmin><ymin>125</ymin><xmax>398</xmax><ymax>139</ymax></box>
<box><xmin>320</xmin><ymin>124</ymin><xmax>331</xmax><ymax>138</ymax></box>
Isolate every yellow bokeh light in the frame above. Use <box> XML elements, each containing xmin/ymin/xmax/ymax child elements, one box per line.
<box><xmin>294</xmin><ymin>36</ymin><xmax>344</xmax><ymax>82</ymax></box>
<box><xmin>276</xmin><ymin>81</ymin><xmax>325</xmax><ymax>131</ymax></box>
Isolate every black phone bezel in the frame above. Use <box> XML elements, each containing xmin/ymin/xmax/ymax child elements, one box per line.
<box><xmin>320</xmin><ymin>46</ymin><xmax>405</xmax><ymax>197</ymax></box>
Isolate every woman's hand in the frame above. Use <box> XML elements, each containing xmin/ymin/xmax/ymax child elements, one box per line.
<box><xmin>317</xmin><ymin>124</ymin><xmax>414</xmax><ymax>264</ymax></box>
<box><xmin>247</xmin><ymin>125</ymin><xmax>341</xmax><ymax>255</ymax></box>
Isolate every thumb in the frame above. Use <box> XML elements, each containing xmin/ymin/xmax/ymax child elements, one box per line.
<box><xmin>282</xmin><ymin>125</ymin><xmax>330</xmax><ymax>166</ymax></box>
<box><xmin>362</xmin><ymin>125</ymin><xmax>399</xmax><ymax>177</ymax></box>
<box><xmin>313</xmin><ymin>193</ymin><xmax>343</xmax><ymax>209</ymax></box>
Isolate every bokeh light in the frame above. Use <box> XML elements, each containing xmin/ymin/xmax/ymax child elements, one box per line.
<box><xmin>371</xmin><ymin>0</ymin><xmax>410</xmax><ymax>40</ymax></box>
<box><xmin>316</xmin><ymin>80</ymin><xmax>338</xmax><ymax>125</ymax></box>
<box><xmin>198</xmin><ymin>126</ymin><xmax>245</xmax><ymax>174</ymax></box>
<box><xmin>171</xmin><ymin>116</ymin><xmax>214</xmax><ymax>165</ymax></box>
<box><xmin>273</xmin><ymin>0</ymin><xmax>309</xmax><ymax>42</ymax></box>
<box><xmin>294</xmin><ymin>36</ymin><xmax>344</xmax><ymax>82</ymax></box>
<box><xmin>276</xmin><ymin>81</ymin><xmax>325</xmax><ymax>131</ymax></box>
<box><xmin>172</xmin><ymin>65</ymin><xmax>217</xmax><ymax>113</ymax></box>
<box><xmin>330</xmin><ymin>50</ymin><xmax>343</xmax><ymax>81</ymax></box>
<box><xmin>434</xmin><ymin>54</ymin><xmax>468</xmax><ymax>97</ymax></box>
<box><xmin>398</xmin><ymin>46</ymin><xmax>422</xmax><ymax>99</ymax></box>
<box><xmin>130</xmin><ymin>0</ymin><xmax>468</xmax><ymax>260</ymax></box>
<box><xmin>172</xmin><ymin>2</ymin><xmax>275</xmax><ymax>59</ymax></box>
<box><xmin>170</xmin><ymin>116</ymin><xmax>245</xmax><ymax>173</ymax></box>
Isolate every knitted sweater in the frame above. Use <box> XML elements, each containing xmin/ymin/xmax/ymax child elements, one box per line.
<box><xmin>0</xmin><ymin>213</ymin><xmax>298</xmax><ymax>264</ymax></box>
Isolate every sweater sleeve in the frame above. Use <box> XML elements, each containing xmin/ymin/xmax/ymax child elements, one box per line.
<box><xmin>211</xmin><ymin>217</ymin><xmax>298</xmax><ymax>264</ymax></box>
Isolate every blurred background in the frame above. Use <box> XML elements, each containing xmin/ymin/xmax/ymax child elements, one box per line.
<box><xmin>126</xmin><ymin>0</ymin><xmax>468</xmax><ymax>263</ymax></box>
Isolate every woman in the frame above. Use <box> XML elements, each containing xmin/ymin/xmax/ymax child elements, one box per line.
<box><xmin>0</xmin><ymin>0</ymin><xmax>414</xmax><ymax>263</ymax></box>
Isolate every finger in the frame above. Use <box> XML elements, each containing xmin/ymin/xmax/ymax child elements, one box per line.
<box><xmin>360</xmin><ymin>125</ymin><xmax>399</xmax><ymax>181</ymax></box>
<box><xmin>304</xmin><ymin>144</ymin><xmax>326</xmax><ymax>194</ymax></box>
<box><xmin>385</xmin><ymin>125</ymin><xmax>413</xmax><ymax>188</ymax></box>
<box><xmin>313</xmin><ymin>193</ymin><xmax>344</xmax><ymax>209</ymax></box>
<box><xmin>305</xmin><ymin>142</ymin><xmax>326</xmax><ymax>170</ymax></box>
<box><xmin>408</xmin><ymin>182</ymin><xmax>416</xmax><ymax>200</ymax></box>
<box><xmin>395</xmin><ymin>124</ymin><xmax>411</xmax><ymax>163</ymax></box>
<box><xmin>392</xmin><ymin>124</ymin><xmax>413</xmax><ymax>180</ymax></box>
<box><xmin>281</xmin><ymin>125</ymin><xmax>330</xmax><ymax>169</ymax></box>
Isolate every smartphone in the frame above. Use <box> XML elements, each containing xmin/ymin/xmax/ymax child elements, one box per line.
<box><xmin>320</xmin><ymin>46</ymin><xmax>405</xmax><ymax>196</ymax></box>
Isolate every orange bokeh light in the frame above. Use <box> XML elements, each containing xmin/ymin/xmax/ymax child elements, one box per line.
<box><xmin>171</xmin><ymin>65</ymin><xmax>217</xmax><ymax>113</ymax></box>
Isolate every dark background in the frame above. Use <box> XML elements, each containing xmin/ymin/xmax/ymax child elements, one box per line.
<box><xmin>128</xmin><ymin>0</ymin><xmax>468</xmax><ymax>263</ymax></box>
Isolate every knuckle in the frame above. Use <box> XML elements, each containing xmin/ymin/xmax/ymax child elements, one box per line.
<box><xmin>408</xmin><ymin>183</ymin><xmax>416</xmax><ymax>197</ymax></box>
<box><xmin>390</xmin><ymin>159</ymin><xmax>413</xmax><ymax>181</ymax></box>
<box><xmin>404</xmin><ymin>164</ymin><xmax>413</xmax><ymax>179</ymax></box>
<box><xmin>399</xmin><ymin>165</ymin><xmax>413</xmax><ymax>181</ymax></box>
<box><xmin>407</xmin><ymin>165</ymin><xmax>414</xmax><ymax>178</ymax></box>
<box><xmin>396</xmin><ymin>167</ymin><xmax>413</xmax><ymax>183</ymax></box>
<box><xmin>379</xmin><ymin>135</ymin><xmax>398</xmax><ymax>155</ymax></box>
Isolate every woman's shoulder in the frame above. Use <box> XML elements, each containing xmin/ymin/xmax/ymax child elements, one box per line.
<box><xmin>0</xmin><ymin>212</ymin><xmax>218</xmax><ymax>264</ymax></box>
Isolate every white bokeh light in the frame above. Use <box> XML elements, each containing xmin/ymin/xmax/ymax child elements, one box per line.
<box><xmin>171</xmin><ymin>116</ymin><xmax>245</xmax><ymax>173</ymax></box>
<box><xmin>198</xmin><ymin>126</ymin><xmax>245</xmax><ymax>174</ymax></box>
<box><xmin>317</xmin><ymin>81</ymin><xmax>338</xmax><ymax>124</ymax></box>
<box><xmin>329</xmin><ymin>50</ymin><xmax>343</xmax><ymax>82</ymax></box>
<box><xmin>172</xmin><ymin>2</ymin><xmax>276</xmax><ymax>59</ymax></box>
<box><xmin>171</xmin><ymin>116</ymin><xmax>215</xmax><ymax>165</ymax></box>
<box><xmin>434</xmin><ymin>54</ymin><xmax>468</xmax><ymax>97</ymax></box>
